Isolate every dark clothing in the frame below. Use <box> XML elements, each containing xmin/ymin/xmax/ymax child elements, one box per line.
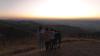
<box><xmin>44</xmin><ymin>31</ymin><xmax>52</xmax><ymax>51</ymax></box>
<box><xmin>45</xmin><ymin>40</ymin><xmax>51</xmax><ymax>51</ymax></box>
<box><xmin>50</xmin><ymin>39</ymin><xmax>55</xmax><ymax>49</ymax></box>
<box><xmin>37</xmin><ymin>28</ymin><xmax>45</xmax><ymax>49</ymax></box>
<box><xmin>55</xmin><ymin>32</ymin><xmax>61</xmax><ymax>39</ymax></box>
<box><xmin>54</xmin><ymin>32</ymin><xmax>62</xmax><ymax>48</ymax></box>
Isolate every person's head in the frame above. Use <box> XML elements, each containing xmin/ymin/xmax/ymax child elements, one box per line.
<box><xmin>54</xmin><ymin>30</ymin><xmax>57</xmax><ymax>32</ymax></box>
<box><xmin>39</xmin><ymin>26</ymin><xmax>46</xmax><ymax>31</ymax></box>
<box><xmin>45</xmin><ymin>27</ymin><xmax>49</xmax><ymax>31</ymax></box>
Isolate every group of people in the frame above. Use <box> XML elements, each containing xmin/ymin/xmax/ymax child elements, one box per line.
<box><xmin>37</xmin><ymin>26</ymin><xmax>62</xmax><ymax>51</ymax></box>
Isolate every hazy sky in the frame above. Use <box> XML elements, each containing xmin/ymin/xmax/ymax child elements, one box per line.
<box><xmin>0</xmin><ymin>0</ymin><xmax>100</xmax><ymax>19</ymax></box>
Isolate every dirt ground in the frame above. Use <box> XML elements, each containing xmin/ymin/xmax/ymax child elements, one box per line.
<box><xmin>6</xmin><ymin>38</ymin><xmax>100</xmax><ymax>56</ymax></box>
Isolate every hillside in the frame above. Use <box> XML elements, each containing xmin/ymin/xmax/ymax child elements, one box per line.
<box><xmin>34</xmin><ymin>19</ymin><xmax>100</xmax><ymax>32</ymax></box>
<box><xmin>0</xmin><ymin>19</ymin><xmax>99</xmax><ymax>39</ymax></box>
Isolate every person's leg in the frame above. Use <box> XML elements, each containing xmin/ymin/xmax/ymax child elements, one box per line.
<box><xmin>58</xmin><ymin>37</ymin><xmax>61</xmax><ymax>48</ymax></box>
<box><xmin>55</xmin><ymin>38</ymin><xmax>59</xmax><ymax>48</ymax></box>
<box><xmin>53</xmin><ymin>39</ymin><xmax>57</xmax><ymax>49</ymax></box>
<box><xmin>45</xmin><ymin>42</ymin><xmax>47</xmax><ymax>51</ymax></box>
<box><xmin>55</xmin><ymin>37</ymin><xmax>60</xmax><ymax>48</ymax></box>
<box><xmin>50</xmin><ymin>39</ymin><xmax>54</xmax><ymax>49</ymax></box>
<box><xmin>45</xmin><ymin>41</ymin><xmax>50</xmax><ymax>51</ymax></box>
<box><xmin>41</xmin><ymin>39</ymin><xmax>45</xmax><ymax>49</ymax></box>
<box><xmin>50</xmin><ymin>39</ymin><xmax>56</xmax><ymax>49</ymax></box>
<box><xmin>40</xmin><ymin>39</ymin><xmax>44</xmax><ymax>56</ymax></box>
<box><xmin>38</xmin><ymin>39</ymin><xmax>42</xmax><ymax>49</ymax></box>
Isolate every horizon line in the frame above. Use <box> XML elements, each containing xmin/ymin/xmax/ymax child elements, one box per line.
<box><xmin>0</xmin><ymin>17</ymin><xmax>100</xmax><ymax>21</ymax></box>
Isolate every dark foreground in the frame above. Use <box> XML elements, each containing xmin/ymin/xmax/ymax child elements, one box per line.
<box><xmin>1</xmin><ymin>38</ymin><xmax>100</xmax><ymax>56</ymax></box>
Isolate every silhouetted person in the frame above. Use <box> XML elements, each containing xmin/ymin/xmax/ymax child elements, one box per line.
<box><xmin>44</xmin><ymin>28</ymin><xmax>52</xmax><ymax>51</ymax></box>
<box><xmin>37</xmin><ymin>26</ymin><xmax>45</xmax><ymax>50</ymax></box>
<box><xmin>49</xmin><ymin>29</ymin><xmax>56</xmax><ymax>49</ymax></box>
<box><xmin>54</xmin><ymin>30</ymin><xmax>62</xmax><ymax>48</ymax></box>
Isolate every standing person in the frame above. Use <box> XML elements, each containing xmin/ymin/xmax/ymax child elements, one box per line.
<box><xmin>37</xmin><ymin>26</ymin><xmax>45</xmax><ymax>50</ymax></box>
<box><xmin>54</xmin><ymin>30</ymin><xmax>62</xmax><ymax>48</ymax></box>
<box><xmin>49</xmin><ymin>29</ymin><xmax>56</xmax><ymax>49</ymax></box>
<box><xmin>43</xmin><ymin>28</ymin><xmax>52</xmax><ymax>51</ymax></box>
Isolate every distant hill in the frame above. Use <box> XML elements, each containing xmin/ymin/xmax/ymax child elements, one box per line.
<box><xmin>0</xmin><ymin>20</ymin><xmax>86</xmax><ymax>37</ymax></box>
<box><xmin>34</xmin><ymin>20</ymin><xmax>100</xmax><ymax>32</ymax></box>
<box><xmin>44</xmin><ymin>24</ymin><xmax>86</xmax><ymax>33</ymax></box>
<box><xmin>0</xmin><ymin>19</ymin><xmax>99</xmax><ymax>38</ymax></box>
<box><xmin>34</xmin><ymin>19</ymin><xmax>100</xmax><ymax>38</ymax></box>
<box><xmin>34</xmin><ymin>20</ymin><xmax>90</xmax><ymax>33</ymax></box>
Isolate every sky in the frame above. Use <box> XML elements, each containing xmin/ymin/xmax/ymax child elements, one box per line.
<box><xmin>0</xmin><ymin>0</ymin><xmax>100</xmax><ymax>20</ymax></box>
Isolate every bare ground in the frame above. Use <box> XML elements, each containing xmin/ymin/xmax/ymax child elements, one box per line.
<box><xmin>2</xmin><ymin>38</ymin><xmax>100</xmax><ymax>56</ymax></box>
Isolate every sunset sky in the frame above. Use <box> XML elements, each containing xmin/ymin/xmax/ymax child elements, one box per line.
<box><xmin>0</xmin><ymin>0</ymin><xmax>100</xmax><ymax>19</ymax></box>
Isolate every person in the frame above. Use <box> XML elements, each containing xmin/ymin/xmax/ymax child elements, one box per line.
<box><xmin>49</xmin><ymin>29</ymin><xmax>56</xmax><ymax>49</ymax></box>
<box><xmin>43</xmin><ymin>28</ymin><xmax>51</xmax><ymax>51</ymax></box>
<box><xmin>37</xmin><ymin>26</ymin><xmax>45</xmax><ymax>50</ymax></box>
<box><xmin>54</xmin><ymin>30</ymin><xmax>62</xmax><ymax>48</ymax></box>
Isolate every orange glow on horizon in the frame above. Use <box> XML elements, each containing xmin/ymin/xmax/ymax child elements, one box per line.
<box><xmin>1</xmin><ymin>15</ymin><xmax>100</xmax><ymax>20</ymax></box>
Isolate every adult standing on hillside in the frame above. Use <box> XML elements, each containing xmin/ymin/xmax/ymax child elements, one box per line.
<box><xmin>37</xmin><ymin>26</ymin><xmax>45</xmax><ymax>50</ymax></box>
<box><xmin>43</xmin><ymin>28</ymin><xmax>52</xmax><ymax>51</ymax></box>
<box><xmin>49</xmin><ymin>29</ymin><xmax>56</xmax><ymax>49</ymax></box>
<box><xmin>54</xmin><ymin>30</ymin><xmax>62</xmax><ymax>48</ymax></box>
